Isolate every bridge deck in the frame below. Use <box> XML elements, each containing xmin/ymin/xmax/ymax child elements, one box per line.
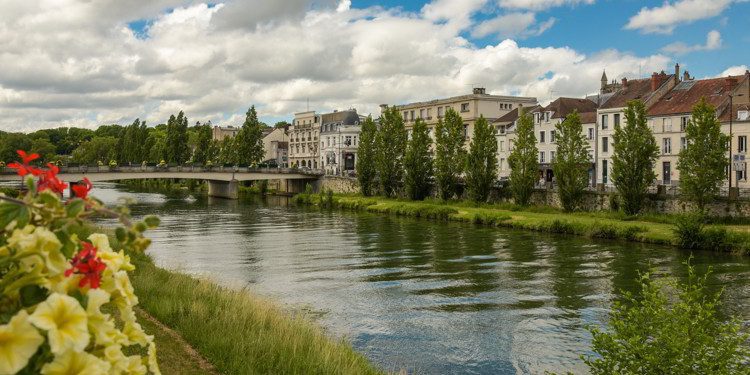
<box><xmin>0</xmin><ymin>166</ymin><xmax>323</xmax><ymax>183</ymax></box>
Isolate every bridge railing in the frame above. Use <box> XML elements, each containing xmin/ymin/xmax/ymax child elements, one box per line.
<box><xmin>0</xmin><ymin>165</ymin><xmax>325</xmax><ymax>176</ymax></box>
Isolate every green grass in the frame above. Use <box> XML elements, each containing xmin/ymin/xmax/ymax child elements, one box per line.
<box><xmin>292</xmin><ymin>193</ymin><xmax>750</xmax><ymax>254</ymax></box>
<box><xmin>128</xmin><ymin>252</ymin><xmax>383</xmax><ymax>375</ymax></box>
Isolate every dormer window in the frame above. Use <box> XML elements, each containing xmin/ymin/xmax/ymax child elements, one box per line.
<box><xmin>739</xmin><ymin>111</ymin><xmax>750</xmax><ymax>121</ymax></box>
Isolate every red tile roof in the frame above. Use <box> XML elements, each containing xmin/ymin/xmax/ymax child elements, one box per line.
<box><xmin>534</xmin><ymin>97</ymin><xmax>598</xmax><ymax>119</ymax></box>
<box><xmin>648</xmin><ymin>75</ymin><xmax>748</xmax><ymax>119</ymax></box>
<box><xmin>492</xmin><ymin>105</ymin><xmax>541</xmax><ymax>124</ymax></box>
<box><xmin>600</xmin><ymin>76</ymin><xmax>673</xmax><ymax>109</ymax></box>
<box><xmin>579</xmin><ymin>112</ymin><xmax>597</xmax><ymax>124</ymax></box>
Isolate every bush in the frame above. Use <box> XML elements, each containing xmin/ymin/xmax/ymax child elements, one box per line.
<box><xmin>673</xmin><ymin>212</ymin><xmax>705</xmax><ymax>249</ymax></box>
<box><xmin>584</xmin><ymin>260</ymin><xmax>750</xmax><ymax>374</ymax></box>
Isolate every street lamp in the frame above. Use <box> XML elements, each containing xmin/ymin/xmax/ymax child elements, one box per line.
<box><xmin>729</xmin><ymin>93</ymin><xmax>745</xmax><ymax>196</ymax></box>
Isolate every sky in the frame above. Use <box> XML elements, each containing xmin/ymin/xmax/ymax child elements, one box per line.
<box><xmin>1</xmin><ymin>0</ymin><xmax>748</xmax><ymax>132</ymax></box>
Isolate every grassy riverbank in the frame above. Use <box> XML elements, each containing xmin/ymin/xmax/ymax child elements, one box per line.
<box><xmin>294</xmin><ymin>193</ymin><xmax>750</xmax><ymax>254</ymax></box>
<box><xmin>128</xmin><ymin>251</ymin><xmax>383</xmax><ymax>375</ymax></box>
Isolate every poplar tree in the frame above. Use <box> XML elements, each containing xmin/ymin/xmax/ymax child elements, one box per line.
<box><xmin>404</xmin><ymin>118</ymin><xmax>433</xmax><ymax>200</ymax></box>
<box><xmin>375</xmin><ymin>106</ymin><xmax>407</xmax><ymax>197</ymax></box>
<box><xmin>356</xmin><ymin>116</ymin><xmax>378</xmax><ymax>196</ymax></box>
<box><xmin>434</xmin><ymin>108</ymin><xmax>466</xmax><ymax>200</ymax></box>
<box><xmin>611</xmin><ymin>100</ymin><xmax>659</xmax><ymax>215</ymax></box>
<box><xmin>235</xmin><ymin>106</ymin><xmax>265</xmax><ymax>166</ymax></box>
<box><xmin>193</xmin><ymin>123</ymin><xmax>213</xmax><ymax>165</ymax></box>
<box><xmin>465</xmin><ymin>116</ymin><xmax>497</xmax><ymax>202</ymax></box>
<box><xmin>165</xmin><ymin>111</ymin><xmax>190</xmax><ymax>164</ymax></box>
<box><xmin>678</xmin><ymin>98</ymin><xmax>729</xmax><ymax>210</ymax></box>
<box><xmin>508</xmin><ymin>109</ymin><xmax>538</xmax><ymax>206</ymax></box>
<box><xmin>552</xmin><ymin>111</ymin><xmax>591</xmax><ymax>211</ymax></box>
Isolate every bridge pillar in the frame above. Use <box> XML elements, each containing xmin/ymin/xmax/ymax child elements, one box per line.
<box><xmin>207</xmin><ymin>179</ymin><xmax>239</xmax><ymax>199</ymax></box>
<box><xmin>279</xmin><ymin>179</ymin><xmax>314</xmax><ymax>194</ymax></box>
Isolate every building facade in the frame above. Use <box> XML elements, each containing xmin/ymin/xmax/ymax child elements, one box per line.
<box><xmin>389</xmin><ymin>88</ymin><xmax>537</xmax><ymax>146</ymax></box>
<box><xmin>319</xmin><ymin>109</ymin><xmax>363</xmax><ymax>176</ymax></box>
<box><xmin>262</xmin><ymin>127</ymin><xmax>289</xmax><ymax>167</ymax></box>
<box><xmin>647</xmin><ymin>70</ymin><xmax>750</xmax><ymax>187</ymax></box>
<box><xmin>596</xmin><ymin>67</ymin><xmax>680</xmax><ymax>186</ymax></box>
<box><xmin>289</xmin><ymin>111</ymin><xmax>320</xmax><ymax>169</ymax></box>
<box><xmin>212</xmin><ymin>126</ymin><xmax>239</xmax><ymax>141</ymax></box>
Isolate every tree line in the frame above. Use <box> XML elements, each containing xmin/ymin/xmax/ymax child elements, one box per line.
<box><xmin>0</xmin><ymin>106</ymin><xmax>268</xmax><ymax>167</ymax></box>
<box><xmin>357</xmin><ymin>97</ymin><xmax>728</xmax><ymax>215</ymax></box>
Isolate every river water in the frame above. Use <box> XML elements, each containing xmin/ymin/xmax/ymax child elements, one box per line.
<box><xmin>93</xmin><ymin>183</ymin><xmax>750</xmax><ymax>374</ymax></box>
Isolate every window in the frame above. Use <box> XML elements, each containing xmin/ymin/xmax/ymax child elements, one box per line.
<box><xmin>419</xmin><ymin>109</ymin><xmax>425</xmax><ymax>119</ymax></box>
<box><xmin>602</xmin><ymin>159</ymin><xmax>608</xmax><ymax>184</ymax></box>
<box><xmin>463</xmin><ymin>124</ymin><xmax>469</xmax><ymax>138</ymax></box>
<box><xmin>681</xmin><ymin>137</ymin><xmax>687</xmax><ymax>150</ymax></box>
<box><xmin>498</xmin><ymin>125</ymin><xmax>506</xmax><ymax>135</ymax></box>
<box><xmin>662</xmin><ymin>138</ymin><xmax>671</xmax><ymax>154</ymax></box>
<box><xmin>500</xmin><ymin>158</ymin><xmax>505</xmax><ymax>170</ymax></box>
<box><xmin>681</xmin><ymin>116</ymin><xmax>689</xmax><ymax>131</ymax></box>
<box><xmin>426</xmin><ymin>108</ymin><xmax>432</xmax><ymax>119</ymax></box>
<box><xmin>539</xmin><ymin>131</ymin><xmax>545</xmax><ymax>143</ymax></box>
<box><xmin>499</xmin><ymin>141</ymin><xmax>504</xmax><ymax>152</ymax></box>
<box><xmin>438</xmin><ymin>107</ymin><xmax>444</xmax><ymax>118</ymax></box>
<box><xmin>403</xmin><ymin>112</ymin><xmax>408</xmax><ymax>121</ymax></box>
<box><xmin>410</xmin><ymin>111</ymin><xmax>415</xmax><ymax>121</ymax></box>
<box><xmin>354</xmin><ymin>136</ymin><xmax>357</xmax><ymax>146</ymax></box>
<box><xmin>345</xmin><ymin>136</ymin><xmax>352</xmax><ymax>146</ymax></box>
<box><xmin>740</xmin><ymin>136</ymin><xmax>748</xmax><ymax>153</ymax></box>
<box><xmin>539</xmin><ymin>151</ymin><xmax>545</xmax><ymax>163</ymax></box>
<box><xmin>550</xmin><ymin>130</ymin><xmax>556</xmax><ymax>143</ymax></box>
<box><xmin>509</xmin><ymin>140</ymin><xmax>514</xmax><ymax>151</ymax></box>
<box><xmin>550</xmin><ymin>151</ymin><xmax>556</xmax><ymax>161</ymax></box>
<box><xmin>588</xmin><ymin>128</ymin><xmax>594</xmax><ymax>140</ymax></box>
<box><xmin>327</xmin><ymin>137</ymin><xmax>330</xmax><ymax>147</ymax></box>
<box><xmin>602</xmin><ymin>137</ymin><xmax>608</xmax><ymax>153</ymax></box>
<box><xmin>614</xmin><ymin>113</ymin><xmax>620</xmax><ymax>127</ymax></box>
<box><xmin>601</xmin><ymin>114</ymin><xmax>608</xmax><ymax>129</ymax></box>
<box><xmin>545</xmin><ymin>112</ymin><xmax>550</xmax><ymax>122</ymax></box>
<box><xmin>461</xmin><ymin>103</ymin><xmax>470</xmax><ymax>112</ymax></box>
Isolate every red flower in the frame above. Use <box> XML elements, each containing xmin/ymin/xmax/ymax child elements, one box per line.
<box><xmin>71</xmin><ymin>178</ymin><xmax>93</xmax><ymax>199</ymax></box>
<box><xmin>8</xmin><ymin>150</ymin><xmax>42</xmax><ymax>177</ymax></box>
<box><xmin>17</xmin><ymin>150</ymin><xmax>39</xmax><ymax>165</ymax></box>
<box><xmin>37</xmin><ymin>163</ymin><xmax>68</xmax><ymax>194</ymax></box>
<box><xmin>65</xmin><ymin>241</ymin><xmax>107</xmax><ymax>289</ymax></box>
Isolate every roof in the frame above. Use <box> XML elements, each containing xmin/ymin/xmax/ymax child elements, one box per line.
<box><xmin>321</xmin><ymin>109</ymin><xmax>359</xmax><ymax>125</ymax></box>
<box><xmin>600</xmin><ymin>76</ymin><xmax>672</xmax><ymax>109</ymax></box>
<box><xmin>579</xmin><ymin>112</ymin><xmax>597</xmax><ymax>124</ymax></box>
<box><xmin>394</xmin><ymin>92</ymin><xmax>537</xmax><ymax>110</ymax></box>
<box><xmin>492</xmin><ymin>105</ymin><xmax>541</xmax><ymax>124</ymax></box>
<box><xmin>534</xmin><ymin>97</ymin><xmax>598</xmax><ymax>119</ymax></box>
<box><xmin>648</xmin><ymin>75</ymin><xmax>748</xmax><ymax>119</ymax></box>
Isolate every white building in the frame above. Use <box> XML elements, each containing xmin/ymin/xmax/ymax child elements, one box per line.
<box><xmin>319</xmin><ymin>109</ymin><xmax>363</xmax><ymax>176</ymax></box>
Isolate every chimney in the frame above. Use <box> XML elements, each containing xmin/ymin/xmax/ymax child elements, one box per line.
<box><xmin>651</xmin><ymin>72</ymin><xmax>659</xmax><ymax>91</ymax></box>
<box><xmin>683</xmin><ymin>70</ymin><xmax>691</xmax><ymax>81</ymax></box>
<box><xmin>473</xmin><ymin>87</ymin><xmax>486</xmax><ymax>95</ymax></box>
<box><xmin>726</xmin><ymin>77</ymin><xmax>738</xmax><ymax>91</ymax></box>
<box><xmin>379</xmin><ymin>104</ymin><xmax>388</xmax><ymax>113</ymax></box>
<box><xmin>621</xmin><ymin>77</ymin><xmax>628</xmax><ymax>87</ymax></box>
<box><xmin>675</xmin><ymin>63</ymin><xmax>680</xmax><ymax>81</ymax></box>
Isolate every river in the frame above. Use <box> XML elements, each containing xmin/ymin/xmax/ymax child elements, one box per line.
<box><xmin>93</xmin><ymin>183</ymin><xmax>750</xmax><ymax>374</ymax></box>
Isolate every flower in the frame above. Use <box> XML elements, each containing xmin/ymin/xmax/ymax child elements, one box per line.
<box><xmin>37</xmin><ymin>164</ymin><xmax>68</xmax><ymax>194</ymax></box>
<box><xmin>9</xmin><ymin>225</ymin><xmax>67</xmax><ymax>275</ymax></box>
<box><xmin>7</xmin><ymin>150</ymin><xmax>42</xmax><ymax>177</ymax></box>
<box><xmin>71</xmin><ymin>178</ymin><xmax>92</xmax><ymax>199</ymax></box>
<box><xmin>40</xmin><ymin>350</ymin><xmax>110</xmax><ymax>375</ymax></box>
<box><xmin>29</xmin><ymin>293</ymin><xmax>90</xmax><ymax>354</ymax></box>
<box><xmin>0</xmin><ymin>310</ymin><xmax>44</xmax><ymax>374</ymax></box>
<box><xmin>65</xmin><ymin>241</ymin><xmax>107</xmax><ymax>289</ymax></box>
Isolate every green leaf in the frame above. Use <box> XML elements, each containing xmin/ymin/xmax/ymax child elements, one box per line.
<box><xmin>0</xmin><ymin>203</ymin><xmax>30</xmax><ymax>230</ymax></box>
<box><xmin>66</xmin><ymin>199</ymin><xmax>85</xmax><ymax>217</ymax></box>
<box><xmin>143</xmin><ymin>215</ymin><xmax>160</xmax><ymax>228</ymax></box>
<box><xmin>115</xmin><ymin>227</ymin><xmax>127</xmax><ymax>243</ymax></box>
<box><xmin>19</xmin><ymin>285</ymin><xmax>48</xmax><ymax>307</ymax></box>
<box><xmin>55</xmin><ymin>229</ymin><xmax>76</xmax><ymax>258</ymax></box>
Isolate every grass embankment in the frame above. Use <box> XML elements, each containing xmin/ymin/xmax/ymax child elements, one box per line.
<box><xmin>128</xmin><ymin>252</ymin><xmax>383</xmax><ymax>375</ymax></box>
<box><xmin>294</xmin><ymin>193</ymin><xmax>750</xmax><ymax>254</ymax></box>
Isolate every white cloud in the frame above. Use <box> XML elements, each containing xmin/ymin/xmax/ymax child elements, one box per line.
<box><xmin>497</xmin><ymin>0</ymin><xmax>594</xmax><ymax>11</ymax></box>
<box><xmin>662</xmin><ymin>30</ymin><xmax>722</xmax><ymax>55</ymax></box>
<box><xmin>625</xmin><ymin>0</ymin><xmax>734</xmax><ymax>34</ymax></box>
<box><xmin>717</xmin><ymin>65</ymin><xmax>749</xmax><ymax>77</ymax></box>
<box><xmin>472</xmin><ymin>13</ymin><xmax>555</xmax><ymax>39</ymax></box>
<box><xmin>0</xmin><ymin>0</ymin><xmax>676</xmax><ymax>132</ymax></box>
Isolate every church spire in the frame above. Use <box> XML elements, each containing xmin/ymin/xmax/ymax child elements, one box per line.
<box><xmin>600</xmin><ymin>70</ymin><xmax>608</xmax><ymax>91</ymax></box>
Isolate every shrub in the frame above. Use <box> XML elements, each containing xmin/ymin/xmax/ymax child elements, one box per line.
<box><xmin>584</xmin><ymin>260</ymin><xmax>750</xmax><ymax>374</ymax></box>
<box><xmin>590</xmin><ymin>224</ymin><xmax>618</xmax><ymax>239</ymax></box>
<box><xmin>673</xmin><ymin>212</ymin><xmax>704</xmax><ymax>249</ymax></box>
<box><xmin>0</xmin><ymin>150</ymin><xmax>160</xmax><ymax>374</ymax></box>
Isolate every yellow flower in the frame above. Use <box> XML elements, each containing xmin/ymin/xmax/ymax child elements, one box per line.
<box><xmin>29</xmin><ymin>293</ymin><xmax>90</xmax><ymax>354</ymax></box>
<box><xmin>0</xmin><ymin>310</ymin><xmax>44</xmax><ymax>374</ymax></box>
<box><xmin>124</xmin><ymin>355</ymin><xmax>147</xmax><ymax>375</ymax></box>
<box><xmin>9</xmin><ymin>226</ymin><xmax>67</xmax><ymax>276</ymax></box>
<box><xmin>148</xmin><ymin>341</ymin><xmax>161</xmax><ymax>375</ymax></box>
<box><xmin>40</xmin><ymin>350</ymin><xmax>110</xmax><ymax>375</ymax></box>
<box><xmin>85</xmin><ymin>289</ymin><xmax>122</xmax><ymax>347</ymax></box>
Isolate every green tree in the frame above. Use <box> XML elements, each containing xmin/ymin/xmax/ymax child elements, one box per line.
<box><xmin>434</xmin><ymin>108</ymin><xmax>466</xmax><ymax>200</ymax></box>
<box><xmin>71</xmin><ymin>136</ymin><xmax>118</xmax><ymax>164</ymax></box>
<box><xmin>404</xmin><ymin>118</ymin><xmax>433</xmax><ymax>200</ymax></box>
<box><xmin>678</xmin><ymin>98</ymin><xmax>730</xmax><ymax>210</ymax></box>
<box><xmin>584</xmin><ymin>261</ymin><xmax>750</xmax><ymax>374</ymax></box>
<box><xmin>508</xmin><ymin>110</ymin><xmax>538</xmax><ymax>206</ymax></box>
<box><xmin>552</xmin><ymin>111</ymin><xmax>590</xmax><ymax>211</ymax></box>
<box><xmin>0</xmin><ymin>133</ymin><xmax>33</xmax><ymax>162</ymax></box>
<box><xmin>274</xmin><ymin>121</ymin><xmax>290</xmax><ymax>129</ymax></box>
<box><xmin>235</xmin><ymin>106</ymin><xmax>265</xmax><ymax>166</ymax></box>
<box><xmin>218</xmin><ymin>136</ymin><xmax>237</xmax><ymax>165</ymax></box>
<box><xmin>611</xmin><ymin>100</ymin><xmax>660</xmax><ymax>215</ymax></box>
<box><xmin>356</xmin><ymin>116</ymin><xmax>378</xmax><ymax>196</ymax></box>
<box><xmin>375</xmin><ymin>106</ymin><xmax>407</xmax><ymax>197</ymax></box>
<box><xmin>192</xmin><ymin>123</ymin><xmax>213</xmax><ymax>165</ymax></box>
<box><xmin>464</xmin><ymin>115</ymin><xmax>497</xmax><ymax>203</ymax></box>
<box><xmin>165</xmin><ymin>111</ymin><xmax>190</xmax><ymax>164</ymax></box>
<box><xmin>30</xmin><ymin>138</ymin><xmax>57</xmax><ymax>162</ymax></box>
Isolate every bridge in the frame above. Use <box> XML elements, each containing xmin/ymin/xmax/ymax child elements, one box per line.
<box><xmin>0</xmin><ymin>165</ymin><xmax>323</xmax><ymax>199</ymax></box>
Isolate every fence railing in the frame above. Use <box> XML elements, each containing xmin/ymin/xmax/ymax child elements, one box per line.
<box><xmin>0</xmin><ymin>165</ymin><xmax>325</xmax><ymax>176</ymax></box>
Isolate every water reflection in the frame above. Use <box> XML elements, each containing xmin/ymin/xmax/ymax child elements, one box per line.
<box><xmin>93</xmin><ymin>183</ymin><xmax>750</xmax><ymax>374</ymax></box>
